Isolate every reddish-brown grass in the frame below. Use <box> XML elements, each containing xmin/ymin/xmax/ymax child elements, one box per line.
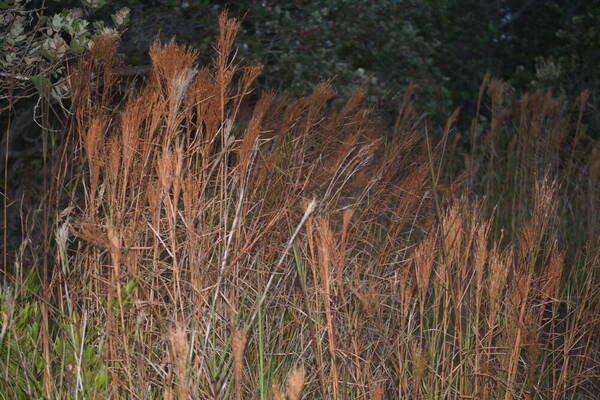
<box><xmin>7</xmin><ymin>12</ymin><xmax>597</xmax><ymax>400</ymax></box>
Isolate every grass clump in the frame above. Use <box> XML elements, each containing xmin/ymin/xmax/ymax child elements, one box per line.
<box><xmin>1</xmin><ymin>12</ymin><xmax>599</xmax><ymax>399</ymax></box>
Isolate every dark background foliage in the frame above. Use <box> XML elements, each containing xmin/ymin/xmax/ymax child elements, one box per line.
<box><xmin>6</xmin><ymin>0</ymin><xmax>599</xmax><ymax>129</ymax></box>
<box><xmin>99</xmin><ymin>0</ymin><xmax>598</xmax><ymax>129</ymax></box>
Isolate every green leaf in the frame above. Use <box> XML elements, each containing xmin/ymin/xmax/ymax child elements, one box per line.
<box><xmin>70</xmin><ymin>38</ymin><xmax>85</xmax><ymax>53</ymax></box>
<box><xmin>31</xmin><ymin>75</ymin><xmax>50</xmax><ymax>95</ymax></box>
<box><xmin>94</xmin><ymin>367</ymin><xmax>108</xmax><ymax>390</ymax></box>
<box><xmin>123</xmin><ymin>277</ymin><xmax>138</xmax><ymax>296</ymax></box>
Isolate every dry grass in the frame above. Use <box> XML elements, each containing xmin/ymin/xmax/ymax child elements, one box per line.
<box><xmin>1</xmin><ymin>12</ymin><xmax>598</xmax><ymax>399</ymax></box>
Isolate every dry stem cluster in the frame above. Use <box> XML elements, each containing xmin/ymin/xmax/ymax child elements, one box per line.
<box><xmin>3</xmin><ymin>13</ymin><xmax>599</xmax><ymax>400</ymax></box>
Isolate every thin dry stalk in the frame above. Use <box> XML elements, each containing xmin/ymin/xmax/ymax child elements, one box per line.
<box><xmin>271</xmin><ymin>382</ymin><xmax>285</xmax><ymax>400</ymax></box>
<box><xmin>411</xmin><ymin>340</ymin><xmax>427</xmax><ymax>397</ymax></box>
<box><xmin>169</xmin><ymin>326</ymin><xmax>190</xmax><ymax>400</ymax></box>
<box><xmin>368</xmin><ymin>379</ymin><xmax>384</xmax><ymax>400</ymax></box>
<box><xmin>286</xmin><ymin>366</ymin><xmax>306</xmax><ymax>400</ymax></box>
<box><xmin>316</xmin><ymin>216</ymin><xmax>339</xmax><ymax>400</ymax></box>
<box><xmin>414</xmin><ymin>231</ymin><xmax>436</xmax><ymax>328</ymax></box>
<box><xmin>232</xmin><ymin>327</ymin><xmax>248</xmax><ymax>400</ymax></box>
<box><xmin>542</xmin><ymin>249</ymin><xmax>565</xmax><ymax>301</ymax></box>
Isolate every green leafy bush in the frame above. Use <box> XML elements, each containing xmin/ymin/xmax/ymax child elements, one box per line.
<box><xmin>0</xmin><ymin>248</ymin><xmax>107</xmax><ymax>398</ymax></box>
<box><xmin>0</xmin><ymin>0</ymin><xmax>129</xmax><ymax>102</ymax></box>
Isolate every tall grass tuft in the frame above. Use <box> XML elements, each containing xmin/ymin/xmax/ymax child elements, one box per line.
<box><xmin>2</xmin><ymin>12</ymin><xmax>598</xmax><ymax>399</ymax></box>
